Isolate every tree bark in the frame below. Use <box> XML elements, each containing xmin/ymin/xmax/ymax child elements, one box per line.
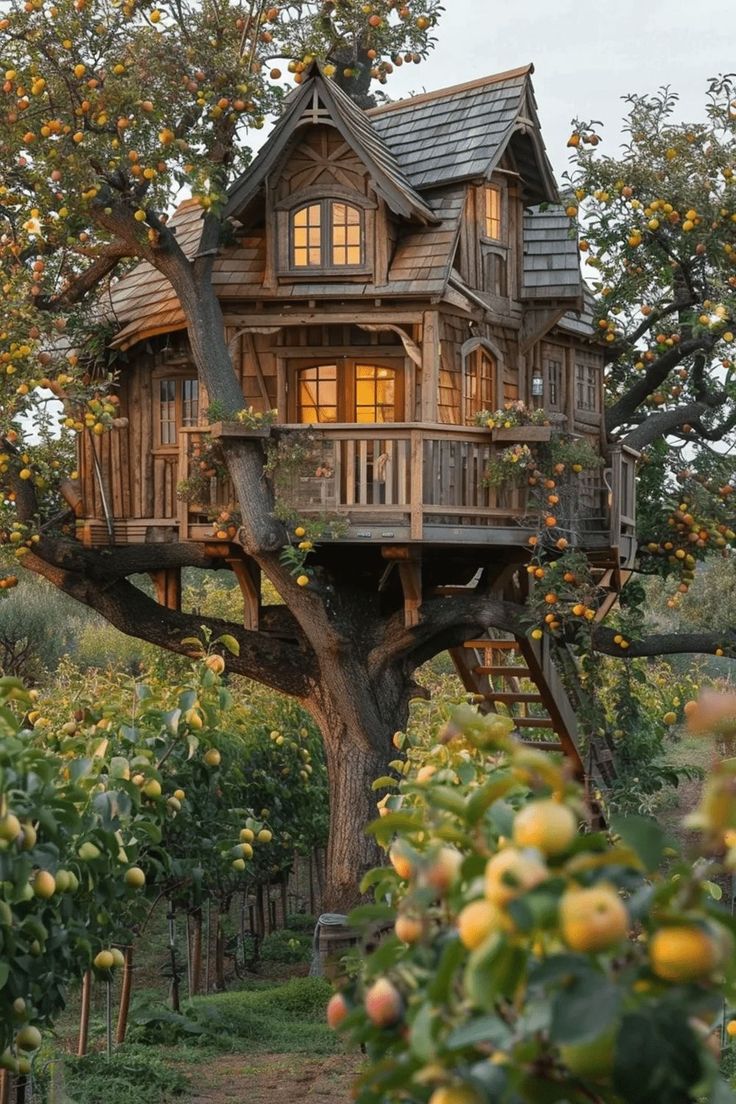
<box><xmin>311</xmin><ymin>694</ymin><xmax>398</xmax><ymax>913</ymax></box>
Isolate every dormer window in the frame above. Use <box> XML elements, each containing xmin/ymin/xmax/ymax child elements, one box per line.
<box><xmin>291</xmin><ymin>199</ymin><xmax>364</xmax><ymax>270</ymax></box>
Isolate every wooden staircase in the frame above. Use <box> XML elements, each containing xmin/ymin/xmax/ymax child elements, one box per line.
<box><xmin>449</xmin><ymin>590</ymin><xmax>620</xmax><ymax>795</ymax></box>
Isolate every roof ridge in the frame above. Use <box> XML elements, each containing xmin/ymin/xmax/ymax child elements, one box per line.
<box><xmin>366</xmin><ymin>64</ymin><xmax>533</xmax><ymax>116</ymax></box>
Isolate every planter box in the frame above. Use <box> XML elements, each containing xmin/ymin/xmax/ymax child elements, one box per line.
<box><xmin>491</xmin><ymin>425</ymin><xmax>552</xmax><ymax>443</ymax></box>
<box><xmin>209</xmin><ymin>421</ymin><xmax>272</xmax><ymax>440</ymax></box>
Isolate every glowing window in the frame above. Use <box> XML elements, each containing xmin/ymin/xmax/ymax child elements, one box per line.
<box><xmin>485</xmin><ymin>185</ymin><xmax>502</xmax><ymax>239</ymax></box>
<box><xmin>463</xmin><ymin>349</ymin><xmax>495</xmax><ymax>423</ymax></box>
<box><xmin>297</xmin><ymin>364</ymin><xmax>338</xmax><ymax>423</ymax></box>
<box><xmin>292</xmin><ymin>203</ymin><xmax>322</xmax><ymax>268</ymax></box>
<box><xmin>291</xmin><ymin>200</ymin><xmax>364</xmax><ymax>269</ymax></box>
<box><xmin>354</xmin><ymin>364</ymin><xmax>396</xmax><ymax>423</ymax></box>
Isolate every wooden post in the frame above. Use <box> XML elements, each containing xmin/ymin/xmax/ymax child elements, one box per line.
<box><xmin>150</xmin><ymin>568</ymin><xmax>181</xmax><ymax>611</ymax></box>
<box><xmin>0</xmin><ymin>1069</ymin><xmax>8</xmax><ymax>1104</ymax></box>
<box><xmin>190</xmin><ymin>908</ymin><xmax>202</xmax><ymax>996</ymax></box>
<box><xmin>115</xmin><ymin>946</ymin><xmax>134</xmax><ymax>1046</ymax></box>
<box><xmin>420</xmin><ymin>311</ymin><xmax>440</xmax><ymax>423</ymax></box>
<box><xmin>409</xmin><ymin>429</ymin><xmax>424</xmax><ymax>541</ymax></box>
<box><xmin>227</xmin><ymin>555</ymin><xmax>261</xmax><ymax>631</ymax></box>
<box><xmin>77</xmin><ymin>970</ymin><xmax>91</xmax><ymax>1057</ymax></box>
<box><xmin>167</xmin><ymin>903</ymin><xmax>181</xmax><ymax>1013</ymax></box>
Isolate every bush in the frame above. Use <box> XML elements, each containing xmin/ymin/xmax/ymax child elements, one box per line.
<box><xmin>260</xmin><ymin>929</ymin><xmax>313</xmax><ymax>964</ymax></box>
<box><xmin>0</xmin><ymin>576</ymin><xmax>88</xmax><ymax>681</ymax></box>
<box><xmin>285</xmin><ymin>912</ymin><xmax>317</xmax><ymax>933</ymax></box>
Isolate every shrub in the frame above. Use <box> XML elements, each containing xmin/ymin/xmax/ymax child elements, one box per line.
<box><xmin>260</xmin><ymin>929</ymin><xmax>313</xmax><ymax>964</ymax></box>
<box><xmin>36</xmin><ymin>1047</ymin><xmax>187</xmax><ymax>1104</ymax></box>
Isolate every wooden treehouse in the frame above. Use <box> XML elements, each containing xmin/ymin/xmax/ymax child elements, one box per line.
<box><xmin>75</xmin><ymin>64</ymin><xmax>638</xmax><ymax>784</ymax></box>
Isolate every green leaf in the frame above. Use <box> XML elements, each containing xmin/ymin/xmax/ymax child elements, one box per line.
<box><xmin>464</xmin><ymin>934</ymin><xmax>526</xmax><ymax>1010</ymax></box>
<box><xmin>427</xmin><ymin>935</ymin><xmax>465</xmax><ymax>1002</ymax></box>
<box><xmin>465</xmin><ymin>773</ymin><xmax>515</xmax><ymax>825</ymax></box>
<box><xmin>446</xmin><ymin>1014</ymin><xmax>512</xmax><ymax>1052</ymax></box>
<box><xmin>609</xmin><ymin>813</ymin><xmax>665</xmax><ymax>872</ymax></box>
<box><xmin>346</xmin><ymin>903</ymin><xmax>394</xmax><ymax>927</ymax></box>
<box><xmin>0</xmin><ymin>961</ymin><xmax>9</xmax><ymax>990</ymax></box>
<box><xmin>371</xmin><ymin>776</ymin><xmax>397</xmax><ymax>792</ymax></box>
<box><xmin>359</xmin><ymin>866</ymin><xmax>392</xmax><ymax>893</ymax></box>
<box><xmin>409</xmin><ymin>1001</ymin><xmax>436</xmax><ymax>1062</ymax></box>
<box><xmin>425</xmin><ymin>786</ymin><xmax>467</xmax><ymax>817</ymax></box>
<box><xmin>550</xmin><ymin>972</ymin><xmax>621</xmax><ymax>1044</ymax></box>
<box><xmin>216</xmin><ymin>634</ymin><xmax>240</xmax><ymax>656</ymax></box>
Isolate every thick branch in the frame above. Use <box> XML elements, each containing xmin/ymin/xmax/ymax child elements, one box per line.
<box><xmin>591</xmin><ymin>625</ymin><xmax>736</xmax><ymax>658</ymax></box>
<box><xmin>621</xmin><ymin>401</ymin><xmax>712</xmax><ymax>450</ymax></box>
<box><xmin>23</xmin><ymin>550</ymin><xmax>317</xmax><ymax>697</ymax></box>
<box><xmin>605</xmin><ymin>336</ymin><xmax>716</xmax><ymax>433</ymax></box>
<box><xmin>38</xmin><ymin>241</ymin><xmax>132</xmax><ymax>311</ymax></box>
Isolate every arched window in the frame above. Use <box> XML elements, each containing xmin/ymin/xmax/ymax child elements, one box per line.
<box><xmin>462</xmin><ymin>345</ymin><xmax>496</xmax><ymax>423</ymax></box>
<box><xmin>291</xmin><ymin>199</ymin><xmax>364</xmax><ymax>270</ymax></box>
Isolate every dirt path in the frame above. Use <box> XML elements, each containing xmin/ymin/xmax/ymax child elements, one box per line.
<box><xmin>186</xmin><ymin>1053</ymin><xmax>359</xmax><ymax>1104</ymax></box>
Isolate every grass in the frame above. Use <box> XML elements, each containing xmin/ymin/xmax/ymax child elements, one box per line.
<box><xmin>127</xmin><ymin>976</ymin><xmax>338</xmax><ymax>1057</ymax></box>
<box><xmin>35</xmin><ymin>1045</ymin><xmax>188</xmax><ymax>1104</ymax></box>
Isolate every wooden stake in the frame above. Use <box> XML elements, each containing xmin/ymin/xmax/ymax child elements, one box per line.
<box><xmin>115</xmin><ymin>946</ymin><xmax>134</xmax><ymax>1046</ymax></box>
<box><xmin>77</xmin><ymin>970</ymin><xmax>91</xmax><ymax>1058</ymax></box>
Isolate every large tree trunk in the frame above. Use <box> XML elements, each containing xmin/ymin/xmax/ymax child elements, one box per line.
<box><xmin>308</xmin><ymin>685</ymin><xmax>405</xmax><ymax>913</ymax></box>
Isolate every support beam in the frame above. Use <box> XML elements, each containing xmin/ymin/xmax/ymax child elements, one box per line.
<box><xmin>227</xmin><ymin>555</ymin><xmax>261</xmax><ymax>631</ymax></box>
<box><xmin>150</xmin><ymin>568</ymin><xmax>182</xmax><ymax>611</ymax></box>
<box><xmin>382</xmin><ymin>546</ymin><xmax>422</xmax><ymax>628</ymax></box>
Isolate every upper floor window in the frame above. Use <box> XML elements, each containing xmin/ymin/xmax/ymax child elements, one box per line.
<box><xmin>158</xmin><ymin>377</ymin><xmax>199</xmax><ymax>446</ymax></box>
<box><xmin>575</xmin><ymin>361</ymin><xmax>599</xmax><ymax>412</ymax></box>
<box><xmin>545</xmin><ymin>356</ymin><xmax>564</xmax><ymax>412</ymax></box>
<box><xmin>291</xmin><ymin>199</ymin><xmax>364</xmax><ymax>270</ymax></box>
<box><xmin>484</xmin><ymin>184</ymin><xmax>503</xmax><ymax>240</ymax></box>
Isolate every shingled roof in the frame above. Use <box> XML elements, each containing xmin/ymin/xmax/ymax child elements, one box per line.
<box><xmin>368</xmin><ymin>65</ymin><xmax>557</xmax><ymax>202</ymax></box>
<box><xmin>522</xmin><ymin>205</ymin><xmax>581</xmax><ymax>301</ymax></box>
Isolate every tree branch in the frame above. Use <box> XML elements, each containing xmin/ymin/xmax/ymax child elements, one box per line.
<box><xmin>23</xmin><ymin>549</ymin><xmax>317</xmax><ymax>697</ymax></box>
<box><xmin>605</xmin><ymin>335</ymin><xmax>717</xmax><ymax>433</ymax></box>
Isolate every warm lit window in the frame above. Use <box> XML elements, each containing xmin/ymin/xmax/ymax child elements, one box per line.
<box><xmin>291</xmin><ymin>199</ymin><xmax>364</xmax><ymax>269</ymax></box>
<box><xmin>298</xmin><ymin>364</ymin><xmax>338</xmax><ymax>423</ymax></box>
<box><xmin>463</xmin><ymin>348</ymin><xmax>495</xmax><ymax>423</ymax></box>
<box><xmin>158</xmin><ymin>377</ymin><xmax>199</xmax><ymax>446</ymax></box>
<box><xmin>575</xmin><ymin>362</ymin><xmax>598</xmax><ymax>412</ymax></box>
<box><xmin>355</xmin><ymin>364</ymin><xmax>396</xmax><ymax>423</ymax></box>
<box><xmin>295</xmin><ymin>361</ymin><xmax>401</xmax><ymax>423</ymax></box>
<box><xmin>292</xmin><ymin>203</ymin><xmax>322</xmax><ymax>268</ymax></box>
<box><xmin>484</xmin><ymin>185</ymin><xmax>502</xmax><ymax>240</ymax></box>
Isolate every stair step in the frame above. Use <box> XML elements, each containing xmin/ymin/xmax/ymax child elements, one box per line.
<box><xmin>513</xmin><ymin>717</ymin><xmax>556</xmax><ymax>729</ymax></box>
<box><xmin>474</xmin><ymin>665</ymin><xmax>531</xmax><ymax>678</ymax></box>
<box><xmin>520</xmin><ymin>740</ymin><xmax>564</xmax><ymax>752</ymax></box>
<box><xmin>482</xmin><ymin>692</ymin><xmax>544</xmax><ymax>704</ymax></box>
<box><xmin>463</xmin><ymin>639</ymin><xmax>517</xmax><ymax>650</ymax></box>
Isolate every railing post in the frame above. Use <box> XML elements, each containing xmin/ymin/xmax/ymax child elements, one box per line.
<box><xmin>410</xmin><ymin>429</ymin><xmax>424</xmax><ymax>541</ymax></box>
<box><xmin>177</xmin><ymin>430</ymin><xmax>190</xmax><ymax>540</ymax></box>
<box><xmin>608</xmin><ymin>446</ymin><xmax>622</xmax><ymax>552</ymax></box>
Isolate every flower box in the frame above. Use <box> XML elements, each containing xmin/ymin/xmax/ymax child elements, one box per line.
<box><xmin>209</xmin><ymin>421</ymin><xmax>272</xmax><ymax>440</ymax></box>
<box><xmin>491</xmin><ymin>425</ymin><xmax>552</xmax><ymax>443</ymax></box>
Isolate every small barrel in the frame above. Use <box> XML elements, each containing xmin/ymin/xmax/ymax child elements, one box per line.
<box><xmin>313</xmin><ymin>914</ymin><xmax>359</xmax><ymax>983</ymax></box>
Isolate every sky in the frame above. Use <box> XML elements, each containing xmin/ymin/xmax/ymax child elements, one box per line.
<box><xmin>375</xmin><ymin>0</ymin><xmax>736</xmax><ymax>179</ymax></box>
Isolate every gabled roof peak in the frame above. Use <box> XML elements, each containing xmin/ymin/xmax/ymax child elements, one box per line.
<box><xmin>366</xmin><ymin>64</ymin><xmax>534</xmax><ymax>117</ymax></box>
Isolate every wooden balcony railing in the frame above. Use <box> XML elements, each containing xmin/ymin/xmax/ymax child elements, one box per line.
<box><xmin>171</xmin><ymin>423</ymin><xmax>634</xmax><ymax>552</ymax></box>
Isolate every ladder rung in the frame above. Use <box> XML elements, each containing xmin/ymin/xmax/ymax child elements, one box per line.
<box><xmin>463</xmin><ymin>639</ymin><xmax>517</xmax><ymax>650</ymax></box>
<box><xmin>474</xmin><ymin>666</ymin><xmax>531</xmax><ymax>678</ymax></box>
<box><xmin>483</xmin><ymin>692</ymin><xmax>544</xmax><ymax>704</ymax></box>
<box><xmin>514</xmin><ymin>717</ymin><xmax>556</xmax><ymax>729</ymax></box>
<box><xmin>519</xmin><ymin>740</ymin><xmax>564</xmax><ymax>752</ymax></box>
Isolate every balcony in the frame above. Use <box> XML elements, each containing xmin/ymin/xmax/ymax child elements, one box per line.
<box><xmin>175</xmin><ymin>423</ymin><xmax>637</xmax><ymax>563</ymax></box>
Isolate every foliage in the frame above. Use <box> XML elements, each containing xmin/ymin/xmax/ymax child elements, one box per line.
<box><xmin>475</xmin><ymin>403</ymin><xmax>551</xmax><ymax>430</ymax></box>
<box><xmin>330</xmin><ymin>704</ymin><xmax>736</xmax><ymax>1104</ymax></box>
<box><xmin>564</xmin><ymin>78</ymin><xmax>736</xmax><ymax>605</ymax></box>
<box><xmin>130</xmin><ymin>977</ymin><xmax>335</xmax><ymax>1054</ymax></box>
<box><xmin>0</xmin><ymin>575</ymin><xmax>89</xmax><ymax>681</ymax></box>
<box><xmin>260</xmin><ymin>927</ymin><xmax>313</xmax><ymax>964</ymax></box>
<box><xmin>36</xmin><ymin>1046</ymin><xmax>188</xmax><ymax>1104</ymax></box>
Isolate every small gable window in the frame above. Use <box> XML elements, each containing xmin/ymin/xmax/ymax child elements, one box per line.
<box><xmin>291</xmin><ymin>199</ymin><xmax>364</xmax><ymax>270</ymax></box>
<box><xmin>484</xmin><ymin>184</ymin><xmax>503</xmax><ymax>240</ymax></box>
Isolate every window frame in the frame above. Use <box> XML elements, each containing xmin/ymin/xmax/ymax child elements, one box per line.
<box><xmin>290</xmin><ymin>357</ymin><xmax>405</xmax><ymax>424</ymax></box>
<box><xmin>278</xmin><ymin>190</ymin><xmax>374</xmax><ymax>278</ymax></box>
<box><xmin>575</xmin><ymin>359</ymin><xmax>600</xmax><ymax>414</ymax></box>
<box><xmin>460</xmin><ymin>339</ymin><xmax>500</xmax><ymax>425</ymax></box>
<box><xmin>152</xmin><ymin>370</ymin><xmax>201</xmax><ymax>452</ymax></box>
<box><xmin>482</xmin><ymin>183</ymin><xmax>504</xmax><ymax>243</ymax></box>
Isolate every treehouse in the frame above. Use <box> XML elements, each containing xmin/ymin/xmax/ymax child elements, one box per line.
<box><xmin>74</xmin><ymin>62</ymin><xmax>638</xmax><ymax>783</ymax></box>
<box><xmin>80</xmin><ymin>63</ymin><xmax>635</xmax><ymax>563</ymax></box>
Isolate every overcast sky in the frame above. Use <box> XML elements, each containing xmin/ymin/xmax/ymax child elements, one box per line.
<box><xmin>377</xmin><ymin>0</ymin><xmax>736</xmax><ymax>179</ymax></box>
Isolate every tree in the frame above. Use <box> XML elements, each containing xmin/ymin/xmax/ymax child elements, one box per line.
<box><xmin>327</xmin><ymin>702</ymin><xmax>736</xmax><ymax>1104</ymax></box>
<box><xmin>0</xmin><ymin>3</ymin><xmax>734</xmax><ymax>910</ymax></box>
